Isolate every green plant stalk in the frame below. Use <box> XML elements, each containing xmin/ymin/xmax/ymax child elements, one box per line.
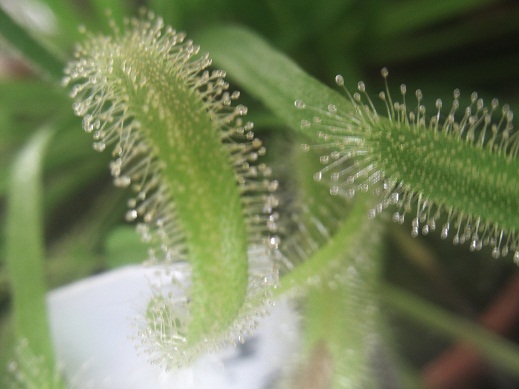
<box><xmin>275</xmin><ymin>194</ymin><xmax>373</xmax><ymax>297</ymax></box>
<box><xmin>5</xmin><ymin>126</ymin><xmax>57</xmax><ymax>374</ymax></box>
<box><xmin>275</xmin><ymin>143</ymin><xmax>386</xmax><ymax>387</ymax></box>
<box><xmin>382</xmin><ymin>283</ymin><xmax>519</xmax><ymax>378</ymax></box>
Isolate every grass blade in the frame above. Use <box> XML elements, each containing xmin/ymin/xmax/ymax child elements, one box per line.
<box><xmin>5</xmin><ymin>125</ymin><xmax>56</xmax><ymax>370</ymax></box>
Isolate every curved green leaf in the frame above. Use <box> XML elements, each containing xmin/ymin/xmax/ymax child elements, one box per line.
<box><xmin>5</xmin><ymin>125</ymin><xmax>58</xmax><ymax>378</ymax></box>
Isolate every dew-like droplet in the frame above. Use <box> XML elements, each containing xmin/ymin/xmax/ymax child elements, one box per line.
<box><xmin>320</xmin><ymin>155</ymin><xmax>329</xmax><ymax>164</ymax></box>
<box><xmin>330</xmin><ymin>186</ymin><xmax>339</xmax><ymax>196</ymax></box>
<box><xmin>93</xmin><ymin>142</ymin><xmax>106</xmax><ymax>151</ymax></box>
<box><xmin>294</xmin><ymin>100</ymin><xmax>306</xmax><ymax>110</ymax></box>
<box><xmin>453</xmin><ymin>88</ymin><xmax>460</xmax><ymax>99</ymax></box>
<box><xmin>236</xmin><ymin>104</ymin><xmax>247</xmax><ymax>115</ymax></box>
<box><xmin>114</xmin><ymin>175</ymin><xmax>131</xmax><ymax>187</ymax></box>
<box><xmin>470</xmin><ymin>239</ymin><xmax>477</xmax><ymax>251</ymax></box>
<box><xmin>441</xmin><ymin>224</ymin><xmax>449</xmax><ymax>239</ymax></box>
<box><xmin>492</xmin><ymin>247</ymin><xmax>500</xmax><ymax>259</ymax></box>
<box><xmin>126</xmin><ymin>209</ymin><xmax>138</xmax><ymax>221</ymax></box>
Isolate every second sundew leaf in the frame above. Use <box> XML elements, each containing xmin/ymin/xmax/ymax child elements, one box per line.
<box><xmin>271</xmin><ymin>149</ymin><xmax>387</xmax><ymax>388</ymax></box>
<box><xmin>294</xmin><ymin>227</ymin><xmax>384</xmax><ymax>389</ymax></box>
<box><xmin>64</xmin><ymin>11</ymin><xmax>279</xmax><ymax>368</ymax></box>
<box><xmin>297</xmin><ymin>70</ymin><xmax>519</xmax><ymax>262</ymax></box>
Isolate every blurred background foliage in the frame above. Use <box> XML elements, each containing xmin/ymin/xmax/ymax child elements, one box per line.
<box><xmin>1</xmin><ymin>0</ymin><xmax>519</xmax><ymax>388</ymax></box>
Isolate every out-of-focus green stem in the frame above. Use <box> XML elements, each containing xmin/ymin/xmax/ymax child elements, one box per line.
<box><xmin>382</xmin><ymin>283</ymin><xmax>519</xmax><ymax>378</ymax></box>
<box><xmin>5</xmin><ymin>126</ymin><xmax>56</xmax><ymax>372</ymax></box>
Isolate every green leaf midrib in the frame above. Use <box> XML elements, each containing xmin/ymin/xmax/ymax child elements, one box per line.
<box><xmin>117</xmin><ymin>47</ymin><xmax>248</xmax><ymax>344</ymax></box>
<box><xmin>379</xmin><ymin>121</ymin><xmax>519</xmax><ymax>231</ymax></box>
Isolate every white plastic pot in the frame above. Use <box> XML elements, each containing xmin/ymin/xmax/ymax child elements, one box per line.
<box><xmin>47</xmin><ymin>265</ymin><xmax>299</xmax><ymax>389</ymax></box>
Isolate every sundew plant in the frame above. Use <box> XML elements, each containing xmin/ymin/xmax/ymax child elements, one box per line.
<box><xmin>1</xmin><ymin>0</ymin><xmax>519</xmax><ymax>388</ymax></box>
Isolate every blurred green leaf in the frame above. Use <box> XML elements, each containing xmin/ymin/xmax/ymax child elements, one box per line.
<box><xmin>90</xmin><ymin>0</ymin><xmax>130</xmax><ymax>29</ymax></box>
<box><xmin>370</xmin><ymin>5</ymin><xmax>519</xmax><ymax>64</ymax></box>
<box><xmin>33</xmin><ymin>0</ymin><xmax>84</xmax><ymax>47</ymax></box>
<box><xmin>298</xmin><ymin>218</ymin><xmax>384</xmax><ymax>388</ymax></box>
<box><xmin>196</xmin><ymin>25</ymin><xmax>350</xmax><ymax>136</ymax></box>
<box><xmin>0</xmin><ymin>7</ymin><xmax>64</xmax><ymax>81</ymax></box>
<box><xmin>5</xmin><ymin>125</ymin><xmax>56</xmax><ymax>370</ymax></box>
<box><xmin>376</xmin><ymin>0</ymin><xmax>499</xmax><ymax>37</ymax></box>
<box><xmin>383</xmin><ymin>283</ymin><xmax>519</xmax><ymax>378</ymax></box>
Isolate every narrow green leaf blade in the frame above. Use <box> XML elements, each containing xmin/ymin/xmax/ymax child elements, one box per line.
<box><xmin>5</xmin><ymin>125</ymin><xmax>55</xmax><ymax>368</ymax></box>
<box><xmin>382</xmin><ymin>283</ymin><xmax>519</xmax><ymax>378</ymax></box>
<box><xmin>376</xmin><ymin>0</ymin><xmax>498</xmax><ymax>37</ymax></box>
<box><xmin>195</xmin><ymin>25</ymin><xmax>351</xmax><ymax>134</ymax></box>
<box><xmin>0</xmin><ymin>7</ymin><xmax>64</xmax><ymax>81</ymax></box>
<box><xmin>0</xmin><ymin>7</ymin><xmax>64</xmax><ymax>82</ymax></box>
